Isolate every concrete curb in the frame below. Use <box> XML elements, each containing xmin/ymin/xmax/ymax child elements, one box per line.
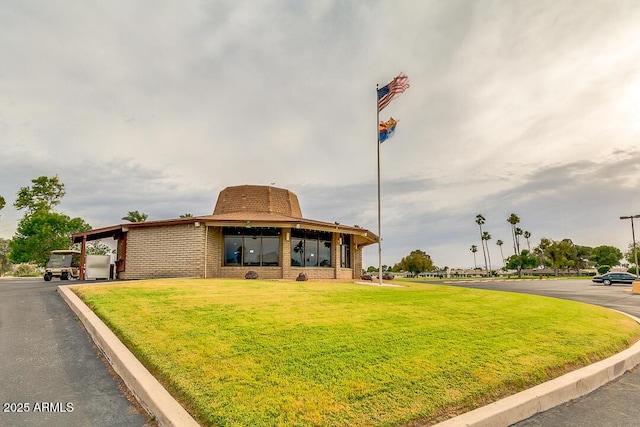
<box><xmin>434</xmin><ymin>312</ymin><xmax>640</xmax><ymax>427</ymax></box>
<box><xmin>58</xmin><ymin>285</ymin><xmax>200</xmax><ymax>427</ymax></box>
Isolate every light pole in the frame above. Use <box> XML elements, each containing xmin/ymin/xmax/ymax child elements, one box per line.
<box><xmin>620</xmin><ymin>215</ymin><xmax>640</xmax><ymax>278</ymax></box>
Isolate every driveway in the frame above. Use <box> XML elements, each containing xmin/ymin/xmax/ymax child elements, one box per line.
<box><xmin>433</xmin><ymin>278</ymin><xmax>640</xmax><ymax>426</ymax></box>
<box><xmin>0</xmin><ymin>277</ymin><xmax>150</xmax><ymax>427</ymax></box>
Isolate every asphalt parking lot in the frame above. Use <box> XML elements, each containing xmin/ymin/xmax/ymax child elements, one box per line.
<box><xmin>0</xmin><ymin>277</ymin><xmax>150</xmax><ymax>427</ymax></box>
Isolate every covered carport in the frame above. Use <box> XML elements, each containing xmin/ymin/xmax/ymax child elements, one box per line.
<box><xmin>72</xmin><ymin>225</ymin><xmax>127</xmax><ymax>280</ymax></box>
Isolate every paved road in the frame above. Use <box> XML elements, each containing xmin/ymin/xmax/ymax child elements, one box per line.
<box><xmin>0</xmin><ymin>277</ymin><xmax>149</xmax><ymax>427</ymax></box>
<box><xmin>433</xmin><ymin>278</ymin><xmax>640</xmax><ymax>427</ymax></box>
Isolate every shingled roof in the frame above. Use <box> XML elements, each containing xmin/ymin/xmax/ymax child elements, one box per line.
<box><xmin>213</xmin><ymin>185</ymin><xmax>303</xmax><ymax>218</ymax></box>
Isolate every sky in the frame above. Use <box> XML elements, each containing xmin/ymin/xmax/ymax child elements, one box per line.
<box><xmin>2</xmin><ymin>0</ymin><xmax>640</xmax><ymax>270</ymax></box>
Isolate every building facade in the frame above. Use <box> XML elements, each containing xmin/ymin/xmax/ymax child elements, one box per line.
<box><xmin>73</xmin><ymin>185</ymin><xmax>377</xmax><ymax>280</ymax></box>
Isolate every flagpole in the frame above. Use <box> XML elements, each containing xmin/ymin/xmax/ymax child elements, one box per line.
<box><xmin>377</xmin><ymin>84</ymin><xmax>383</xmax><ymax>285</ymax></box>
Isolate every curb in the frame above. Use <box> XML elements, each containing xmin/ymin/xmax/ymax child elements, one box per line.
<box><xmin>434</xmin><ymin>311</ymin><xmax>640</xmax><ymax>427</ymax></box>
<box><xmin>58</xmin><ymin>285</ymin><xmax>200</xmax><ymax>427</ymax></box>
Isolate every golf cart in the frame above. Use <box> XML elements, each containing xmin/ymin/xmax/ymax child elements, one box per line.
<box><xmin>44</xmin><ymin>250</ymin><xmax>81</xmax><ymax>281</ymax></box>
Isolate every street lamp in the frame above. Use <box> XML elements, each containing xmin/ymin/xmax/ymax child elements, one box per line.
<box><xmin>620</xmin><ymin>215</ymin><xmax>640</xmax><ymax>278</ymax></box>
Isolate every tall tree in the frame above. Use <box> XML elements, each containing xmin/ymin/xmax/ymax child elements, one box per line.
<box><xmin>475</xmin><ymin>214</ymin><xmax>489</xmax><ymax>273</ymax></box>
<box><xmin>590</xmin><ymin>245</ymin><xmax>623</xmax><ymax>267</ymax></box>
<box><xmin>523</xmin><ymin>231</ymin><xmax>532</xmax><ymax>251</ymax></box>
<box><xmin>14</xmin><ymin>175</ymin><xmax>66</xmax><ymax>214</ymax></box>
<box><xmin>507</xmin><ymin>213</ymin><xmax>520</xmax><ymax>255</ymax></box>
<box><xmin>179</xmin><ymin>213</ymin><xmax>193</xmax><ymax>218</ymax></box>
<box><xmin>470</xmin><ymin>245</ymin><xmax>478</xmax><ymax>269</ymax></box>
<box><xmin>0</xmin><ymin>195</ymin><xmax>5</xmax><ymax>213</ymax></box>
<box><xmin>10</xmin><ymin>176</ymin><xmax>91</xmax><ymax>266</ymax></box>
<box><xmin>482</xmin><ymin>231</ymin><xmax>492</xmax><ymax>272</ymax></box>
<box><xmin>546</xmin><ymin>239</ymin><xmax>575</xmax><ymax>275</ymax></box>
<box><xmin>514</xmin><ymin>227</ymin><xmax>523</xmax><ymax>254</ymax></box>
<box><xmin>10</xmin><ymin>211</ymin><xmax>91</xmax><ymax>266</ymax></box>
<box><xmin>122</xmin><ymin>210</ymin><xmax>148</xmax><ymax>223</ymax></box>
<box><xmin>496</xmin><ymin>239</ymin><xmax>505</xmax><ymax>267</ymax></box>
<box><xmin>396</xmin><ymin>249</ymin><xmax>434</xmax><ymax>276</ymax></box>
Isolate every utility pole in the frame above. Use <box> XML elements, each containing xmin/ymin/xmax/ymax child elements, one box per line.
<box><xmin>620</xmin><ymin>215</ymin><xmax>640</xmax><ymax>278</ymax></box>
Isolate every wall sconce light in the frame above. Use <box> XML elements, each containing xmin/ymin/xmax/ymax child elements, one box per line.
<box><xmin>194</xmin><ymin>222</ymin><xmax>201</xmax><ymax>227</ymax></box>
<box><xmin>245</xmin><ymin>221</ymin><xmax>251</xmax><ymax>228</ymax></box>
<box><xmin>285</xmin><ymin>232</ymin><xmax>290</xmax><ymax>241</ymax></box>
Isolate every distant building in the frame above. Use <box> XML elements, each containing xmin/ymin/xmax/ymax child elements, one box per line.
<box><xmin>73</xmin><ymin>185</ymin><xmax>377</xmax><ymax>280</ymax></box>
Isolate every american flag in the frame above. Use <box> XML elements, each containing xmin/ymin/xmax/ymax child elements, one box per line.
<box><xmin>377</xmin><ymin>72</ymin><xmax>410</xmax><ymax>112</ymax></box>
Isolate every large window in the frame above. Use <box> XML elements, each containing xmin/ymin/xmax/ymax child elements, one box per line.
<box><xmin>291</xmin><ymin>229</ymin><xmax>332</xmax><ymax>267</ymax></box>
<box><xmin>224</xmin><ymin>228</ymin><xmax>281</xmax><ymax>267</ymax></box>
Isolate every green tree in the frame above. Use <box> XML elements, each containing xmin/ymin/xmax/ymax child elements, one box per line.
<box><xmin>533</xmin><ymin>237</ymin><xmax>552</xmax><ymax>268</ymax></box>
<box><xmin>14</xmin><ymin>175</ymin><xmax>65</xmax><ymax>214</ymax></box>
<box><xmin>470</xmin><ymin>245</ymin><xmax>478</xmax><ymax>269</ymax></box>
<box><xmin>10</xmin><ymin>211</ymin><xmax>91</xmax><ymax>266</ymax></box>
<box><xmin>507</xmin><ymin>213</ymin><xmax>520</xmax><ymax>255</ymax></box>
<box><xmin>179</xmin><ymin>213</ymin><xmax>193</xmax><ymax>218</ymax></box>
<box><xmin>625</xmin><ymin>243</ymin><xmax>640</xmax><ymax>275</ymax></box>
<box><xmin>574</xmin><ymin>245</ymin><xmax>593</xmax><ymax>271</ymax></box>
<box><xmin>496</xmin><ymin>240</ymin><xmax>505</xmax><ymax>268</ymax></box>
<box><xmin>523</xmin><ymin>231</ymin><xmax>532</xmax><ymax>251</ymax></box>
<box><xmin>506</xmin><ymin>249</ymin><xmax>538</xmax><ymax>277</ymax></box>
<box><xmin>122</xmin><ymin>210</ymin><xmax>148</xmax><ymax>223</ymax></box>
<box><xmin>0</xmin><ymin>238</ymin><xmax>11</xmax><ymax>276</ymax></box>
<box><xmin>475</xmin><ymin>214</ymin><xmax>489</xmax><ymax>272</ymax></box>
<box><xmin>481</xmin><ymin>231</ymin><xmax>492</xmax><ymax>271</ymax></box>
<box><xmin>590</xmin><ymin>245</ymin><xmax>622</xmax><ymax>267</ymax></box>
<box><xmin>397</xmin><ymin>249</ymin><xmax>434</xmax><ymax>276</ymax></box>
<box><xmin>10</xmin><ymin>176</ymin><xmax>91</xmax><ymax>266</ymax></box>
<box><xmin>546</xmin><ymin>239</ymin><xmax>575</xmax><ymax>275</ymax></box>
<box><xmin>0</xmin><ymin>195</ymin><xmax>5</xmax><ymax>213</ymax></box>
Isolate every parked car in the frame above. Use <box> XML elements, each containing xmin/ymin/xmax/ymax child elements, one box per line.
<box><xmin>592</xmin><ymin>272</ymin><xmax>638</xmax><ymax>285</ymax></box>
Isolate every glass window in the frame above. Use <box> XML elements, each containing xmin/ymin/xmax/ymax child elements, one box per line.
<box><xmin>340</xmin><ymin>234</ymin><xmax>351</xmax><ymax>268</ymax></box>
<box><xmin>223</xmin><ymin>227</ymin><xmax>280</xmax><ymax>267</ymax></box>
<box><xmin>290</xmin><ymin>229</ymin><xmax>332</xmax><ymax>268</ymax></box>
<box><xmin>243</xmin><ymin>229</ymin><xmax>261</xmax><ymax>266</ymax></box>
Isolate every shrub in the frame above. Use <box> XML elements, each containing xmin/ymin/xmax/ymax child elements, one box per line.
<box><xmin>14</xmin><ymin>263</ymin><xmax>41</xmax><ymax>277</ymax></box>
<box><xmin>597</xmin><ymin>265</ymin><xmax>610</xmax><ymax>274</ymax></box>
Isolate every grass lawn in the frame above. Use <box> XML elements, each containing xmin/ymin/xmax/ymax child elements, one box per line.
<box><xmin>73</xmin><ymin>279</ymin><xmax>640</xmax><ymax>427</ymax></box>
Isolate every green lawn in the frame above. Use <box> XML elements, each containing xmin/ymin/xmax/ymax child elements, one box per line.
<box><xmin>73</xmin><ymin>279</ymin><xmax>640</xmax><ymax>427</ymax></box>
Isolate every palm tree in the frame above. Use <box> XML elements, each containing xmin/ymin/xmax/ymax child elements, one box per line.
<box><xmin>482</xmin><ymin>231</ymin><xmax>492</xmax><ymax>273</ymax></box>
<box><xmin>496</xmin><ymin>239</ymin><xmax>505</xmax><ymax>267</ymax></box>
<box><xmin>475</xmin><ymin>214</ymin><xmax>489</xmax><ymax>273</ymax></box>
<box><xmin>514</xmin><ymin>227</ymin><xmax>523</xmax><ymax>254</ymax></box>
<box><xmin>524</xmin><ymin>230</ymin><xmax>532</xmax><ymax>251</ymax></box>
<box><xmin>179</xmin><ymin>213</ymin><xmax>193</xmax><ymax>218</ymax></box>
<box><xmin>470</xmin><ymin>245</ymin><xmax>478</xmax><ymax>269</ymax></box>
<box><xmin>122</xmin><ymin>210</ymin><xmax>148</xmax><ymax>223</ymax></box>
<box><xmin>507</xmin><ymin>213</ymin><xmax>520</xmax><ymax>255</ymax></box>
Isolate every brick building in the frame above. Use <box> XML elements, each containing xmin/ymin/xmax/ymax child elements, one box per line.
<box><xmin>72</xmin><ymin>185</ymin><xmax>377</xmax><ymax>280</ymax></box>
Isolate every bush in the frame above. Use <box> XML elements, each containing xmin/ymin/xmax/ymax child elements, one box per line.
<box><xmin>597</xmin><ymin>265</ymin><xmax>610</xmax><ymax>274</ymax></box>
<box><xmin>382</xmin><ymin>273</ymin><xmax>394</xmax><ymax>280</ymax></box>
<box><xmin>245</xmin><ymin>271</ymin><xmax>259</xmax><ymax>280</ymax></box>
<box><xmin>14</xmin><ymin>263</ymin><xmax>41</xmax><ymax>277</ymax></box>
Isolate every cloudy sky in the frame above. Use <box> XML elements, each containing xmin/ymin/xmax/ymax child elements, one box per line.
<box><xmin>2</xmin><ymin>0</ymin><xmax>640</xmax><ymax>269</ymax></box>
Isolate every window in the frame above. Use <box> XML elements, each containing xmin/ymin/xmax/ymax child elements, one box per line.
<box><xmin>291</xmin><ymin>229</ymin><xmax>332</xmax><ymax>268</ymax></box>
<box><xmin>340</xmin><ymin>234</ymin><xmax>351</xmax><ymax>268</ymax></box>
<box><xmin>223</xmin><ymin>227</ymin><xmax>281</xmax><ymax>266</ymax></box>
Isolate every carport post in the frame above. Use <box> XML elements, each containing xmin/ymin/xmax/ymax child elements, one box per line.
<box><xmin>79</xmin><ymin>235</ymin><xmax>87</xmax><ymax>280</ymax></box>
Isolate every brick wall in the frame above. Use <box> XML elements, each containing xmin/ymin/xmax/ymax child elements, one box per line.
<box><xmin>119</xmin><ymin>224</ymin><xmax>205</xmax><ymax>280</ymax></box>
<box><xmin>119</xmin><ymin>224</ymin><xmax>363</xmax><ymax>281</ymax></box>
